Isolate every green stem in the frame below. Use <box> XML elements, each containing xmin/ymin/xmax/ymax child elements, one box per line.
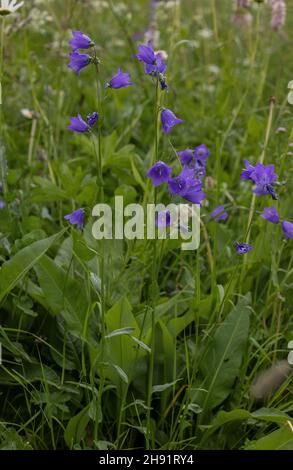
<box><xmin>92</xmin><ymin>51</ymin><xmax>106</xmax><ymax>444</ymax></box>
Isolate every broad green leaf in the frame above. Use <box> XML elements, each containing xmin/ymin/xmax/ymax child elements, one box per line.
<box><xmin>245</xmin><ymin>425</ymin><xmax>293</xmax><ymax>450</ymax></box>
<box><xmin>0</xmin><ymin>232</ymin><xmax>63</xmax><ymax>303</ymax></box>
<box><xmin>193</xmin><ymin>295</ymin><xmax>251</xmax><ymax>412</ymax></box>
<box><xmin>104</xmin><ymin>297</ymin><xmax>140</xmax><ymax>388</ymax></box>
<box><xmin>34</xmin><ymin>255</ymin><xmax>89</xmax><ymax>332</ymax></box>
<box><xmin>64</xmin><ymin>404</ymin><xmax>91</xmax><ymax>449</ymax></box>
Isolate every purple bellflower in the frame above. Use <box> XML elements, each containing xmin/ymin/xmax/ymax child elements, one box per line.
<box><xmin>64</xmin><ymin>208</ymin><xmax>85</xmax><ymax>231</ymax></box>
<box><xmin>261</xmin><ymin>206</ymin><xmax>279</xmax><ymax>224</ymax></box>
<box><xmin>69</xmin><ymin>31</ymin><xmax>94</xmax><ymax>51</ymax></box>
<box><xmin>136</xmin><ymin>40</ymin><xmax>156</xmax><ymax>65</ymax></box>
<box><xmin>147</xmin><ymin>161</ymin><xmax>172</xmax><ymax>186</ymax></box>
<box><xmin>236</xmin><ymin>242</ymin><xmax>253</xmax><ymax>254</ymax></box>
<box><xmin>67</xmin><ymin>112</ymin><xmax>99</xmax><ymax>133</ymax></box>
<box><xmin>282</xmin><ymin>220</ymin><xmax>293</xmax><ymax>239</ymax></box>
<box><xmin>67</xmin><ymin>114</ymin><xmax>89</xmax><ymax>133</ymax></box>
<box><xmin>108</xmin><ymin>68</ymin><xmax>132</xmax><ymax>89</ymax></box>
<box><xmin>0</xmin><ymin>200</ymin><xmax>5</xmax><ymax>209</ymax></box>
<box><xmin>161</xmin><ymin>108</ymin><xmax>183</xmax><ymax>134</ymax></box>
<box><xmin>168</xmin><ymin>166</ymin><xmax>205</xmax><ymax>204</ymax></box>
<box><xmin>194</xmin><ymin>144</ymin><xmax>210</xmax><ymax>162</ymax></box>
<box><xmin>87</xmin><ymin>112</ymin><xmax>99</xmax><ymax>127</ymax></box>
<box><xmin>210</xmin><ymin>205</ymin><xmax>228</xmax><ymax>222</ymax></box>
<box><xmin>145</xmin><ymin>53</ymin><xmax>167</xmax><ymax>75</ymax></box>
<box><xmin>68</xmin><ymin>51</ymin><xmax>91</xmax><ymax>75</ymax></box>
<box><xmin>178</xmin><ymin>149</ymin><xmax>194</xmax><ymax>166</ymax></box>
<box><xmin>241</xmin><ymin>161</ymin><xmax>278</xmax><ymax>200</ymax></box>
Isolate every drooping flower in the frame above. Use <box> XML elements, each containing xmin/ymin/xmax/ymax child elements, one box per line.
<box><xmin>147</xmin><ymin>161</ymin><xmax>172</xmax><ymax>186</ymax></box>
<box><xmin>64</xmin><ymin>208</ymin><xmax>85</xmax><ymax>231</ymax></box>
<box><xmin>194</xmin><ymin>144</ymin><xmax>210</xmax><ymax>163</ymax></box>
<box><xmin>108</xmin><ymin>68</ymin><xmax>132</xmax><ymax>89</ymax></box>
<box><xmin>0</xmin><ymin>199</ymin><xmax>5</xmax><ymax>209</ymax></box>
<box><xmin>168</xmin><ymin>166</ymin><xmax>205</xmax><ymax>204</ymax></box>
<box><xmin>178</xmin><ymin>149</ymin><xmax>194</xmax><ymax>166</ymax></box>
<box><xmin>145</xmin><ymin>53</ymin><xmax>167</xmax><ymax>75</ymax></box>
<box><xmin>261</xmin><ymin>206</ymin><xmax>279</xmax><ymax>224</ymax></box>
<box><xmin>282</xmin><ymin>220</ymin><xmax>293</xmax><ymax>239</ymax></box>
<box><xmin>161</xmin><ymin>108</ymin><xmax>183</xmax><ymax>134</ymax></box>
<box><xmin>68</xmin><ymin>51</ymin><xmax>91</xmax><ymax>75</ymax></box>
<box><xmin>210</xmin><ymin>205</ymin><xmax>228</xmax><ymax>222</ymax></box>
<box><xmin>0</xmin><ymin>0</ymin><xmax>23</xmax><ymax>16</ymax></box>
<box><xmin>253</xmin><ymin>164</ymin><xmax>278</xmax><ymax>199</ymax></box>
<box><xmin>69</xmin><ymin>31</ymin><xmax>94</xmax><ymax>51</ymax></box>
<box><xmin>241</xmin><ymin>161</ymin><xmax>278</xmax><ymax>200</ymax></box>
<box><xmin>136</xmin><ymin>40</ymin><xmax>156</xmax><ymax>65</ymax></box>
<box><xmin>241</xmin><ymin>159</ymin><xmax>256</xmax><ymax>180</ymax></box>
<box><xmin>236</xmin><ymin>242</ymin><xmax>253</xmax><ymax>254</ymax></box>
<box><xmin>87</xmin><ymin>112</ymin><xmax>99</xmax><ymax>127</ymax></box>
<box><xmin>67</xmin><ymin>114</ymin><xmax>90</xmax><ymax>133</ymax></box>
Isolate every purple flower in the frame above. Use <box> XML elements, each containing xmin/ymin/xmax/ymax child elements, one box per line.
<box><xmin>0</xmin><ymin>200</ymin><xmax>5</xmax><ymax>209</ymax></box>
<box><xmin>236</xmin><ymin>242</ymin><xmax>253</xmax><ymax>254</ymax></box>
<box><xmin>136</xmin><ymin>40</ymin><xmax>156</xmax><ymax>65</ymax></box>
<box><xmin>67</xmin><ymin>114</ymin><xmax>90</xmax><ymax>133</ymax></box>
<box><xmin>69</xmin><ymin>31</ymin><xmax>93</xmax><ymax>51</ymax></box>
<box><xmin>68</xmin><ymin>51</ymin><xmax>91</xmax><ymax>75</ymax></box>
<box><xmin>241</xmin><ymin>160</ymin><xmax>256</xmax><ymax>180</ymax></box>
<box><xmin>87</xmin><ymin>112</ymin><xmax>99</xmax><ymax>127</ymax></box>
<box><xmin>261</xmin><ymin>206</ymin><xmax>279</xmax><ymax>224</ymax></box>
<box><xmin>210</xmin><ymin>205</ymin><xmax>228</xmax><ymax>222</ymax></box>
<box><xmin>178</xmin><ymin>149</ymin><xmax>194</xmax><ymax>166</ymax></box>
<box><xmin>161</xmin><ymin>108</ymin><xmax>183</xmax><ymax>134</ymax></box>
<box><xmin>194</xmin><ymin>144</ymin><xmax>210</xmax><ymax>162</ymax></box>
<box><xmin>156</xmin><ymin>210</ymin><xmax>171</xmax><ymax>228</ymax></box>
<box><xmin>253</xmin><ymin>164</ymin><xmax>278</xmax><ymax>199</ymax></box>
<box><xmin>64</xmin><ymin>208</ymin><xmax>85</xmax><ymax>230</ymax></box>
<box><xmin>168</xmin><ymin>176</ymin><xmax>187</xmax><ymax>196</ymax></box>
<box><xmin>147</xmin><ymin>161</ymin><xmax>172</xmax><ymax>186</ymax></box>
<box><xmin>168</xmin><ymin>166</ymin><xmax>205</xmax><ymax>204</ymax></box>
<box><xmin>282</xmin><ymin>220</ymin><xmax>293</xmax><ymax>239</ymax></box>
<box><xmin>108</xmin><ymin>68</ymin><xmax>132</xmax><ymax>89</ymax></box>
<box><xmin>241</xmin><ymin>161</ymin><xmax>278</xmax><ymax>200</ymax></box>
<box><xmin>145</xmin><ymin>53</ymin><xmax>167</xmax><ymax>75</ymax></box>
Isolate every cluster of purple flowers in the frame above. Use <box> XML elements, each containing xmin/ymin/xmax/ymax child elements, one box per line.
<box><xmin>136</xmin><ymin>40</ymin><xmax>167</xmax><ymax>90</ymax></box>
<box><xmin>240</xmin><ymin>159</ymin><xmax>293</xmax><ymax>240</ymax></box>
<box><xmin>241</xmin><ymin>160</ymin><xmax>278</xmax><ymax>200</ymax></box>
<box><xmin>147</xmin><ymin>144</ymin><xmax>210</xmax><ymax>206</ymax></box>
<box><xmin>68</xmin><ymin>31</ymin><xmax>132</xmax><ymax>89</ymax></box>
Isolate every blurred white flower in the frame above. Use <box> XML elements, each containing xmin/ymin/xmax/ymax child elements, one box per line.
<box><xmin>0</xmin><ymin>0</ymin><xmax>23</xmax><ymax>16</ymax></box>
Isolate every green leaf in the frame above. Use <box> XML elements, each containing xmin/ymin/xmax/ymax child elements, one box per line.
<box><xmin>64</xmin><ymin>404</ymin><xmax>91</xmax><ymax>449</ymax></box>
<box><xmin>0</xmin><ymin>232</ymin><xmax>63</xmax><ymax>303</ymax></box>
<box><xmin>105</xmin><ymin>327</ymin><xmax>135</xmax><ymax>339</ymax></box>
<box><xmin>193</xmin><ymin>295</ymin><xmax>251</xmax><ymax>412</ymax></box>
<box><xmin>152</xmin><ymin>379</ymin><xmax>182</xmax><ymax>394</ymax></box>
<box><xmin>104</xmin><ymin>297</ymin><xmax>141</xmax><ymax>388</ymax></box>
<box><xmin>34</xmin><ymin>255</ymin><xmax>89</xmax><ymax>331</ymax></box>
<box><xmin>245</xmin><ymin>425</ymin><xmax>293</xmax><ymax>450</ymax></box>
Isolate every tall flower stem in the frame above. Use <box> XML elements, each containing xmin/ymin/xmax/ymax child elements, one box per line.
<box><xmin>245</xmin><ymin>96</ymin><xmax>275</xmax><ymax>245</ymax></box>
<box><xmin>239</xmin><ymin>97</ymin><xmax>275</xmax><ymax>290</ymax></box>
<box><xmin>92</xmin><ymin>48</ymin><xmax>106</xmax><ymax>442</ymax></box>
<box><xmin>146</xmin><ymin>75</ymin><xmax>160</xmax><ymax>449</ymax></box>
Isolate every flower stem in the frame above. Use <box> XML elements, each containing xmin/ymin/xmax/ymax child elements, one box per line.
<box><xmin>146</xmin><ymin>75</ymin><xmax>160</xmax><ymax>449</ymax></box>
<box><xmin>245</xmin><ymin>96</ymin><xmax>275</xmax><ymax>245</ymax></box>
<box><xmin>93</xmin><ymin>51</ymin><xmax>106</xmax><ymax>443</ymax></box>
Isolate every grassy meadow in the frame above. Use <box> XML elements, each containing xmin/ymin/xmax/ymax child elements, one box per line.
<box><xmin>0</xmin><ymin>0</ymin><xmax>293</xmax><ymax>451</ymax></box>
